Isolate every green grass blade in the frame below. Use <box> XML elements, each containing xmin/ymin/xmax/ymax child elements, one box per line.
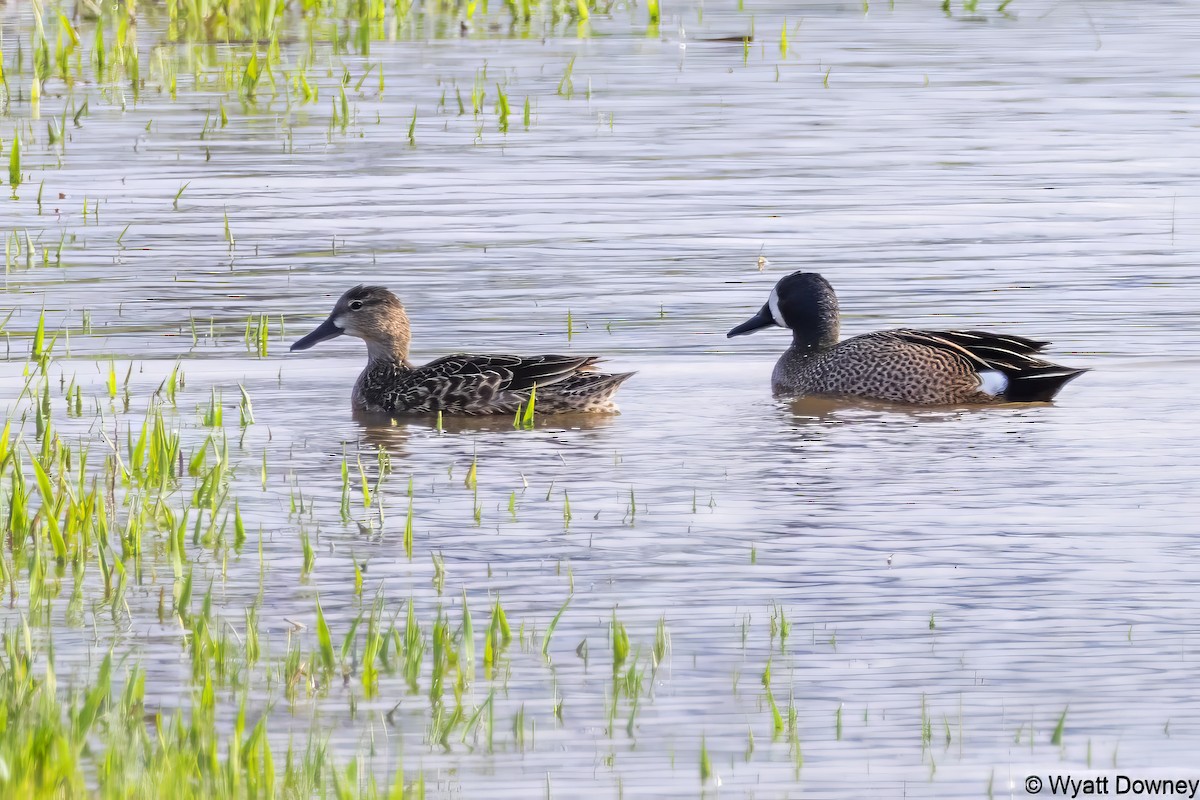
<box><xmin>316</xmin><ymin>596</ymin><xmax>336</xmax><ymax>674</ymax></box>
<box><xmin>8</xmin><ymin>134</ymin><xmax>20</xmax><ymax>188</ymax></box>
<box><xmin>541</xmin><ymin>596</ymin><xmax>571</xmax><ymax>659</ymax></box>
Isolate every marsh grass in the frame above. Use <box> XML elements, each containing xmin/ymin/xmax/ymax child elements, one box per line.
<box><xmin>7</xmin><ymin>132</ymin><xmax>20</xmax><ymax>194</ymax></box>
<box><xmin>1051</xmin><ymin>706</ymin><xmax>1068</xmax><ymax>746</ymax></box>
<box><xmin>513</xmin><ymin>384</ymin><xmax>537</xmax><ymax>429</ymax></box>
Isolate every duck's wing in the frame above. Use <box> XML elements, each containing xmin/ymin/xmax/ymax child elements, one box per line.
<box><xmin>918</xmin><ymin>329</ymin><xmax>1051</xmax><ymax>358</ymax></box>
<box><xmin>890</xmin><ymin>330</ymin><xmax>1051</xmax><ymax>370</ymax></box>
<box><xmin>391</xmin><ymin>354</ymin><xmax>600</xmax><ymax>413</ymax></box>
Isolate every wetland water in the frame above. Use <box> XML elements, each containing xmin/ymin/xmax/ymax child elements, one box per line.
<box><xmin>2</xmin><ymin>0</ymin><xmax>1200</xmax><ymax>796</ymax></box>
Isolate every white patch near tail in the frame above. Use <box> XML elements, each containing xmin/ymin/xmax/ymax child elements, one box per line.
<box><xmin>767</xmin><ymin>288</ymin><xmax>787</xmax><ymax>328</ymax></box>
<box><xmin>977</xmin><ymin>369</ymin><xmax>1009</xmax><ymax>396</ymax></box>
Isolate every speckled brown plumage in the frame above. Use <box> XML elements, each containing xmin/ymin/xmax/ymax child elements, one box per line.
<box><xmin>352</xmin><ymin>353</ymin><xmax>630</xmax><ymax>415</ymax></box>
<box><xmin>729</xmin><ymin>272</ymin><xmax>1087</xmax><ymax>405</ymax></box>
<box><xmin>291</xmin><ymin>286</ymin><xmax>633</xmax><ymax>415</ymax></box>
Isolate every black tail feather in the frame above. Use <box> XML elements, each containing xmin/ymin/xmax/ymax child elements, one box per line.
<box><xmin>1002</xmin><ymin>367</ymin><xmax>1089</xmax><ymax>402</ymax></box>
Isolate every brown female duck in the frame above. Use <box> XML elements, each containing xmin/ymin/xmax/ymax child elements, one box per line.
<box><xmin>291</xmin><ymin>285</ymin><xmax>633</xmax><ymax>415</ymax></box>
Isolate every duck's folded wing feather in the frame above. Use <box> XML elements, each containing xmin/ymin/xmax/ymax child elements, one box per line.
<box><xmin>890</xmin><ymin>329</ymin><xmax>1065</xmax><ymax>372</ymax></box>
<box><xmin>394</xmin><ymin>354</ymin><xmax>599</xmax><ymax>411</ymax></box>
<box><xmin>947</xmin><ymin>330</ymin><xmax>1051</xmax><ymax>354</ymax></box>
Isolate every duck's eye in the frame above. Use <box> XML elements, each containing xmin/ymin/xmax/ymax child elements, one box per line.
<box><xmin>349</xmin><ymin>300</ymin><xmax>364</xmax><ymax>311</ymax></box>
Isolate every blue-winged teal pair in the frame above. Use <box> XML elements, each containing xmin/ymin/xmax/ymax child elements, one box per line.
<box><xmin>291</xmin><ymin>273</ymin><xmax>1085</xmax><ymax>414</ymax></box>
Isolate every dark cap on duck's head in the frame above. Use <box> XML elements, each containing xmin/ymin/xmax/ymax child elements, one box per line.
<box><xmin>290</xmin><ymin>285</ymin><xmax>412</xmax><ymax>361</ymax></box>
<box><xmin>726</xmin><ymin>271</ymin><xmax>840</xmax><ymax>350</ymax></box>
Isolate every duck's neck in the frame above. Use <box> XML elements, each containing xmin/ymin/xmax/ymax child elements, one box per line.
<box><xmin>788</xmin><ymin>314</ymin><xmax>840</xmax><ymax>356</ymax></box>
<box><xmin>364</xmin><ymin>335</ymin><xmax>411</xmax><ymax>366</ymax></box>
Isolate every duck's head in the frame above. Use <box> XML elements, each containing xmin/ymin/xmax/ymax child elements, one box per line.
<box><xmin>290</xmin><ymin>285</ymin><xmax>411</xmax><ymax>361</ymax></box>
<box><xmin>726</xmin><ymin>271</ymin><xmax>840</xmax><ymax>349</ymax></box>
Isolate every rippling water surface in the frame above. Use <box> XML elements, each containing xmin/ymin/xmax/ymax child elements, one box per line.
<box><xmin>3</xmin><ymin>0</ymin><xmax>1200</xmax><ymax>795</ymax></box>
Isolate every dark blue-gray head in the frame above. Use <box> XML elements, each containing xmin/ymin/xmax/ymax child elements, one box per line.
<box><xmin>726</xmin><ymin>271</ymin><xmax>841</xmax><ymax>350</ymax></box>
<box><xmin>290</xmin><ymin>285</ymin><xmax>411</xmax><ymax>362</ymax></box>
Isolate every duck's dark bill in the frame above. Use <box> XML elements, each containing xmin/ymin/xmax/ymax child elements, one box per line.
<box><xmin>290</xmin><ymin>317</ymin><xmax>344</xmax><ymax>351</ymax></box>
<box><xmin>726</xmin><ymin>305</ymin><xmax>776</xmax><ymax>338</ymax></box>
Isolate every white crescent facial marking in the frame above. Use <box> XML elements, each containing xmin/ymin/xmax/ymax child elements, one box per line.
<box><xmin>767</xmin><ymin>287</ymin><xmax>787</xmax><ymax>328</ymax></box>
<box><xmin>977</xmin><ymin>369</ymin><xmax>1009</xmax><ymax>396</ymax></box>
<box><xmin>332</xmin><ymin>315</ymin><xmax>347</xmax><ymax>330</ymax></box>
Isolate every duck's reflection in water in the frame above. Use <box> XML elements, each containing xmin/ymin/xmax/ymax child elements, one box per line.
<box><xmin>351</xmin><ymin>408</ymin><xmax>621</xmax><ymax>454</ymax></box>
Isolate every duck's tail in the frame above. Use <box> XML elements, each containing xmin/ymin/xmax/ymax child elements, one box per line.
<box><xmin>536</xmin><ymin>370</ymin><xmax>636</xmax><ymax>413</ymax></box>
<box><xmin>999</xmin><ymin>365</ymin><xmax>1089</xmax><ymax>402</ymax></box>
